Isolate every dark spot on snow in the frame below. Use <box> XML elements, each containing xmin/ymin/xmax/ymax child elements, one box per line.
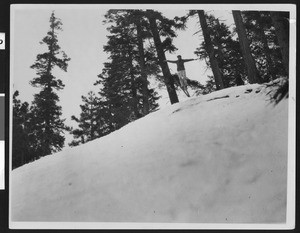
<box><xmin>180</xmin><ymin>159</ymin><xmax>197</xmax><ymax>167</ymax></box>
<box><xmin>255</xmin><ymin>89</ymin><xmax>261</xmax><ymax>93</ymax></box>
<box><xmin>236</xmin><ymin>95</ymin><xmax>240</xmax><ymax>98</ymax></box>
<box><xmin>226</xmin><ymin>218</ymin><xmax>228</xmax><ymax>221</ymax></box>
<box><xmin>245</xmin><ymin>89</ymin><xmax>252</xmax><ymax>93</ymax></box>
<box><xmin>246</xmin><ymin>172</ymin><xmax>262</xmax><ymax>184</ymax></box>
<box><xmin>172</xmin><ymin>108</ymin><xmax>181</xmax><ymax>114</ymax></box>
<box><xmin>248</xmin><ymin>195</ymin><xmax>251</xmax><ymax>199</ymax></box>
<box><xmin>68</xmin><ymin>182</ymin><xmax>72</xmax><ymax>186</ymax></box>
<box><xmin>207</xmin><ymin>95</ymin><xmax>230</xmax><ymax>102</ymax></box>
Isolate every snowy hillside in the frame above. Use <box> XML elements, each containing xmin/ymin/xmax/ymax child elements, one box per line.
<box><xmin>11</xmin><ymin>83</ymin><xmax>288</xmax><ymax>225</ymax></box>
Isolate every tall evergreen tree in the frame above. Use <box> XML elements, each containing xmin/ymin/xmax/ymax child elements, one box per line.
<box><xmin>193</xmin><ymin>11</ymin><xmax>246</xmax><ymax>89</ymax></box>
<box><xmin>69</xmin><ymin>91</ymin><xmax>111</xmax><ymax>147</ymax></box>
<box><xmin>270</xmin><ymin>11</ymin><xmax>290</xmax><ymax>103</ymax></box>
<box><xmin>12</xmin><ymin>91</ymin><xmax>43</xmax><ymax>168</ymax></box>
<box><xmin>270</xmin><ymin>11</ymin><xmax>289</xmax><ymax>76</ymax></box>
<box><xmin>12</xmin><ymin>91</ymin><xmax>31</xmax><ymax>168</ymax></box>
<box><xmin>29</xmin><ymin>12</ymin><xmax>70</xmax><ymax>157</ymax></box>
<box><xmin>94</xmin><ymin>10</ymin><xmax>160</xmax><ymax>134</ymax></box>
<box><xmin>176</xmin><ymin>10</ymin><xmax>245</xmax><ymax>91</ymax></box>
<box><xmin>242</xmin><ymin>11</ymin><xmax>287</xmax><ymax>81</ymax></box>
<box><xmin>232</xmin><ymin>10</ymin><xmax>262</xmax><ymax>84</ymax></box>
<box><xmin>134</xmin><ymin>11</ymin><xmax>151</xmax><ymax>115</ymax></box>
<box><xmin>145</xmin><ymin>9</ymin><xmax>181</xmax><ymax>104</ymax></box>
<box><xmin>196</xmin><ymin>10</ymin><xmax>224</xmax><ymax>90</ymax></box>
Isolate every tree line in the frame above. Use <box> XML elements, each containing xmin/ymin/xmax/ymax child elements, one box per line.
<box><xmin>12</xmin><ymin>9</ymin><xmax>289</xmax><ymax>169</ymax></box>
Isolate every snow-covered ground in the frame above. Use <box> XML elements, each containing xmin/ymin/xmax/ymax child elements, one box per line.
<box><xmin>10</xmin><ymin>84</ymin><xmax>289</xmax><ymax>227</ymax></box>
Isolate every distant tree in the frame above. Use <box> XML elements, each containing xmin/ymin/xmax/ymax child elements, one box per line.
<box><xmin>12</xmin><ymin>91</ymin><xmax>34</xmax><ymax>169</ymax></box>
<box><xmin>29</xmin><ymin>12</ymin><xmax>70</xmax><ymax>157</ymax></box>
<box><xmin>102</xmin><ymin>10</ymin><xmax>142</xmax><ymax>120</ymax></box>
<box><xmin>242</xmin><ymin>11</ymin><xmax>287</xmax><ymax>81</ymax></box>
<box><xmin>270</xmin><ymin>11</ymin><xmax>289</xmax><ymax>76</ymax></box>
<box><xmin>212</xmin><ymin>17</ymin><xmax>246</xmax><ymax>87</ymax></box>
<box><xmin>240</xmin><ymin>11</ymin><xmax>289</xmax><ymax>103</ymax></box>
<box><xmin>135</xmin><ymin>11</ymin><xmax>151</xmax><ymax>115</ymax></box>
<box><xmin>196</xmin><ymin>10</ymin><xmax>225</xmax><ymax>90</ymax></box>
<box><xmin>232</xmin><ymin>10</ymin><xmax>262</xmax><ymax>84</ymax></box>
<box><xmin>69</xmin><ymin>91</ymin><xmax>111</xmax><ymax>147</ymax></box>
<box><xmin>95</xmin><ymin>10</ymin><xmax>160</xmax><ymax>134</ymax></box>
<box><xmin>193</xmin><ymin>12</ymin><xmax>246</xmax><ymax>89</ymax></box>
<box><xmin>270</xmin><ymin>11</ymin><xmax>290</xmax><ymax>103</ymax></box>
<box><xmin>202</xmin><ymin>76</ymin><xmax>217</xmax><ymax>94</ymax></box>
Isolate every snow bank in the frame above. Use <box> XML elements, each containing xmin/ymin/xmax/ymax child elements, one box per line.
<box><xmin>11</xmin><ymin>84</ymin><xmax>288</xmax><ymax>224</ymax></box>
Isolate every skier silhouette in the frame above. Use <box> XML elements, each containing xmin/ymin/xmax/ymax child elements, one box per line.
<box><xmin>165</xmin><ymin>55</ymin><xmax>196</xmax><ymax>97</ymax></box>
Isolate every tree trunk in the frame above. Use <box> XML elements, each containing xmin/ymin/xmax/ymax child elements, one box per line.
<box><xmin>136</xmin><ymin>19</ymin><xmax>150</xmax><ymax>115</ymax></box>
<box><xmin>214</xmin><ymin>18</ymin><xmax>228</xmax><ymax>87</ymax></box>
<box><xmin>89</xmin><ymin>103</ymin><xmax>95</xmax><ymax>140</ymax></box>
<box><xmin>232</xmin><ymin>10</ymin><xmax>262</xmax><ymax>84</ymax></box>
<box><xmin>198</xmin><ymin>10</ymin><xmax>224</xmax><ymax>90</ymax></box>
<box><xmin>130</xmin><ymin>67</ymin><xmax>140</xmax><ymax>119</ymax></box>
<box><xmin>270</xmin><ymin>11</ymin><xmax>289</xmax><ymax>76</ymax></box>
<box><xmin>127</xmin><ymin>51</ymin><xmax>140</xmax><ymax>120</ymax></box>
<box><xmin>146</xmin><ymin>10</ymin><xmax>179</xmax><ymax>104</ymax></box>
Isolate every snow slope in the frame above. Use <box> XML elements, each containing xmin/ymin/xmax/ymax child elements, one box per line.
<box><xmin>11</xmin><ymin>83</ymin><xmax>288</xmax><ymax>225</ymax></box>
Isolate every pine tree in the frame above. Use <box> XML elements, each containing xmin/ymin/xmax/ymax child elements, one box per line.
<box><xmin>135</xmin><ymin>11</ymin><xmax>151</xmax><ymax>115</ymax></box>
<box><xmin>270</xmin><ymin>11</ymin><xmax>290</xmax><ymax>103</ymax></box>
<box><xmin>242</xmin><ymin>11</ymin><xmax>287</xmax><ymax>81</ymax></box>
<box><xmin>102</xmin><ymin>9</ymin><xmax>183</xmax><ymax>106</ymax></box>
<box><xmin>193</xmin><ymin>12</ymin><xmax>245</xmax><ymax>89</ymax></box>
<box><xmin>145</xmin><ymin>9</ymin><xmax>180</xmax><ymax>104</ymax></box>
<box><xmin>196</xmin><ymin>10</ymin><xmax>225</xmax><ymax>90</ymax></box>
<box><xmin>95</xmin><ymin>9</ymin><xmax>160</xmax><ymax>134</ymax></box>
<box><xmin>101</xmin><ymin>16</ymin><xmax>142</xmax><ymax>126</ymax></box>
<box><xmin>270</xmin><ymin>11</ymin><xmax>289</xmax><ymax>76</ymax></box>
<box><xmin>29</xmin><ymin>12</ymin><xmax>70</xmax><ymax>157</ymax></box>
<box><xmin>12</xmin><ymin>91</ymin><xmax>37</xmax><ymax>168</ymax></box>
<box><xmin>69</xmin><ymin>91</ymin><xmax>110</xmax><ymax>147</ymax></box>
<box><xmin>232</xmin><ymin>10</ymin><xmax>262</xmax><ymax>84</ymax></box>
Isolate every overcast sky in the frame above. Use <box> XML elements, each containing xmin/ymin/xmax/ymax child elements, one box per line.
<box><xmin>10</xmin><ymin>4</ymin><xmax>293</xmax><ymax>145</ymax></box>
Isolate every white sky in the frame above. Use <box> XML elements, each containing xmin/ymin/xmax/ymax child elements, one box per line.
<box><xmin>11</xmin><ymin>4</ymin><xmax>292</xmax><ymax>145</ymax></box>
<box><xmin>11</xmin><ymin>5</ymin><xmax>234</xmax><ymax>123</ymax></box>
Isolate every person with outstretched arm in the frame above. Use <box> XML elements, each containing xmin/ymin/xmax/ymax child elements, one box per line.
<box><xmin>165</xmin><ymin>55</ymin><xmax>196</xmax><ymax>97</ymax></box>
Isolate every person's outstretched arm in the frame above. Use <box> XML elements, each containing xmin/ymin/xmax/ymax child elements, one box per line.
<box><xmin>165</xmin><ymin>60</ymin><xmax>177</xmax><ymax>63</ymax></box>
<box><xmin>183</xmin><ymin>58</ymin><xmax>196</xmax><ymax>62</ymax></box>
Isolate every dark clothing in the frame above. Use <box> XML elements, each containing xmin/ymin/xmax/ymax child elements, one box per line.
<box><xmin>167</xmin><ymin>59</ymin><xmax>194</xmax><ymax>71</ymax></box>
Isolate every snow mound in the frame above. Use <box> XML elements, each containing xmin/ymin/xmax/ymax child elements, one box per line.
<box><xmin>11</xmin><ymin>84</ymin><xmax>288</xmax><ymax>224</ymax></box>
